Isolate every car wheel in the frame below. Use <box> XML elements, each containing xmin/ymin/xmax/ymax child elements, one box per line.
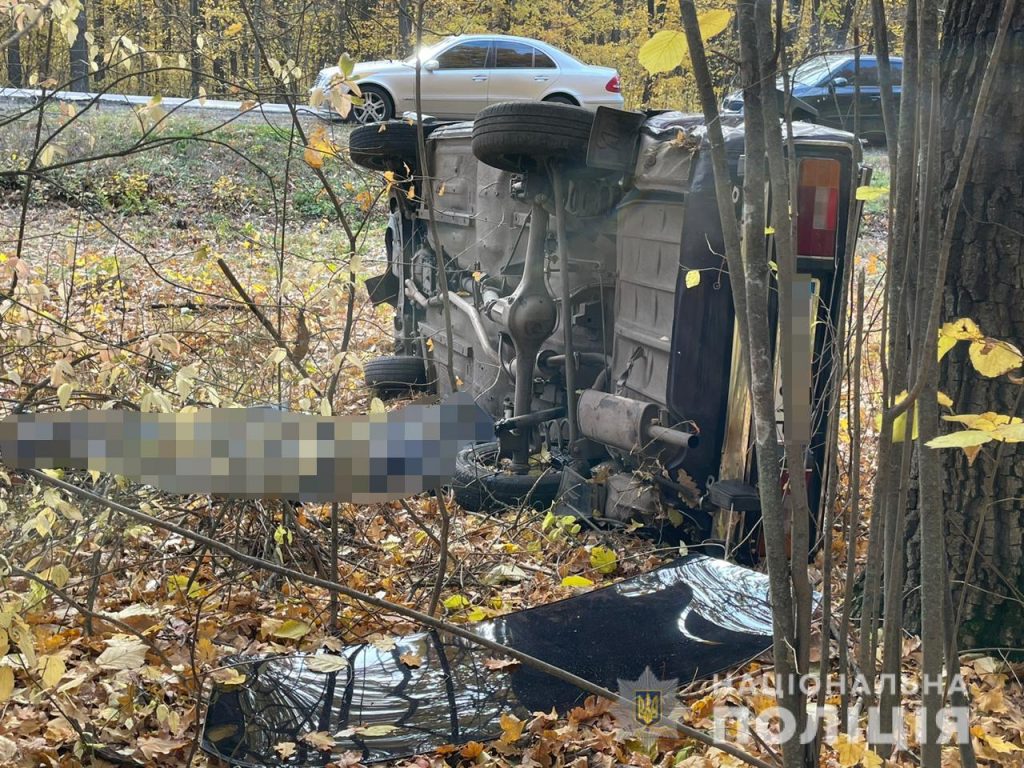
<box><xmin>451</xmin><ymin>441</ymin><xmax>563</xmax><ymax>513</ymax></box>
<box><xmin>471</xmin><ymin>101</ymin><xmax>594</xmax><ymax>173</ymax></box>
<box><xmin>352</xmin><ymin>85</ymin><xmax>394</xmax><ymax>124</ymax></box>
<box><xmin>543</xmin><ymin>94</ymin><xmax>579</xmax><ymax>106</ymax></box>
<box><xmin>349</xmin><ymin>121</ymin><xmax>450</xmax><ymax>173</ymax></box>
<box><xmin>363</xmin><ymin>354</ymin><xmax>430</xmax><ymax>397</ymax></box>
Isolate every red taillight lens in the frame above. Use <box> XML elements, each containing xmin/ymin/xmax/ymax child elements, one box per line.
<box><xmin>605</xmin><ymin>75</ymin><xmax>621</xmax><ymax>93</ymax></box>
<box><xmin>796</xmin><ymin>158</ymin><xmax>840</xmax><ymax>259</ymax></box>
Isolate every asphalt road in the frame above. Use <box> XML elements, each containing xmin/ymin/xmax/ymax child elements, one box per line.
<box><xmin>0</xmin><ymin>86</ymin><xmax>329</xmax><ymax>126</ymax></box>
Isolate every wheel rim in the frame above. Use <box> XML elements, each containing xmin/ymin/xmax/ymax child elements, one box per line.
<box><xmin>355</xmin><ymin>91</ymin><xmax>387</xmax><ymax>124</ymax></box>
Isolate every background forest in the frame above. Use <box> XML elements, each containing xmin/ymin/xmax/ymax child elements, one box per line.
<box><xmin>5</xmin><ymin>0</ymin><xmax>902</xmax><ymax>109</ymax></box>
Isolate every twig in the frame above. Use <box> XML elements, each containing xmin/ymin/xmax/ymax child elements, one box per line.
<box><xmin>215</xmin><ymin>256</ymin><xmax>321</xmax><ymax>396</ymax></box>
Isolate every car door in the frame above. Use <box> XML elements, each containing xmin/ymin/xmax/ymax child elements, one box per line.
<box><xmin>808</xmin><ymin>60</ymin><xmax>857</xmax><ymax>131</ymax></box>
<box><xmin>419</xmin><ymin>40</ymin><xmax>492</xmax><ymax>119</ymax></box>
<box><xmin>487</xmin><ymin>41</ymin><xmax>557</xmax><ymax>104</ymax></box>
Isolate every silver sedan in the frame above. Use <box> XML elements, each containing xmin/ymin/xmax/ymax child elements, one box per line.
<box><xmin>313</xmin><ymin>34</ymin><xmax>624</xmax><ymax>123</ymax></box>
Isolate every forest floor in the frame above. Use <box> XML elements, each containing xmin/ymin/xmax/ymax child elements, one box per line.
<box><xmin>0</xmin><ymin>107</ymin><xmax>1021</xmax><ymax>768</ymax></box>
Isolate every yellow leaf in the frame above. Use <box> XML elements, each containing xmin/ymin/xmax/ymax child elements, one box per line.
<box><xmin>876</xmin><ymin>390</ymin><xmax>918</xmax><ymax>442</ymax></box>
<box><xmin>305</xmin><ymin>654</ymin><xmax>349</xmax><ymax>673</ymax></box>
<box><xmin>938</xmin><ymin>332</ymin><xmax>958</xmax><ymax>362</ymax></box>
<box><xmin>941</xmin><ymin>317</ymin><xmax>983</xmax><ymax>341</ymax></box>
<box><xmin>0</xmin><ymin>667</ymin><xmax>13</xmax><ymax>702</ymax></box>
<box><xmin>925</xmin><ymin>430</ymin><xmax>994</xmax><ymax>449</ymax></box>
<box><xmin>499</xmin><ymin>712</ymin><xmax>524</xmax><ymax>744</ymax></box>
<box><xmin>369</xmin><ymin>397</ymin><xmax>386</xmax><ymax>415</ymax></box>
<box><xmin>968</xmin><ymin>337</ymin><xmax>1023</xmax><ymax>378</ymax></box>
<box><xmin>855</xmin><ymin>185</ymin><xmax>889</xmax><ymax>202</ymax></box>
<box><xmin>639</xmin><ymin>30</ymin><xmax>688</xmax><ymax>74</ymax></box>
<box><xmin>937</xmin><ymin>391</ymin><xmax>953</xmax><ymax>408</ymax></box>
<box><xmin>355</xmin><ymin>724</ymin><xmax>397</xmax><ymax>737</ymax></box>
<box><xmin>696</xmin><ymin>9</ymin><xmax>732</xmax><ymax>41</ymax></box>
<box><xmin>39</xmin><ymin>655</ymin><xmax>65</xmax><ymax>688</ymax></box>
<box><xmin>685</xmin><ymin>269</ymin><xmax>701</xmax><ymax>289</ymax></box>
<box><xmin>561</xmin><ymin>575</ymin><xmax>594</xmax><ymax>588</ymax></box>
<box><xmin>225</xmin><ymin>21</ymin><xmax>243</xmax><ymax>36</ymax></box>
<box><xmin>978</xmin><ymin>731</ymin><xmax>1022</xmax><ymax>753</ymax></box>
<box><xmin>399</xmin><ymin>652</ymin><xmax>422</xmax><ymax>668</ymax></box>
<box><xmin>764</xmin><ymin>226</ymin><xmax>776</xmax><ymax>235</ymax></box>
<box><xmin>272</xmin><ymin>619</ymin><xmax>311</xmax><ymax>640</ymax></box>
<box><xmin>460</xmin><ymin>741</ymin><xmax>485</xmax><ymax>758</ymax></box>
<box><xmin>992</xmin><ymin>422</ymin><xmax>1024</xmax><ymax>443</ymax></box>
<box><xmin>472</xmin><ymin>270</ymin><xmax>483</xmax><ymax>282</ymax></box>
<box><xmin>57</xmin><ymin>382</ymin><xmax>73</xmax><ymax>408</ymax></box>
<box><xmin>303</xmin><ymin>146</ymin><xmax>324</xmax><ymax>169</ymax></box>
<box><xmin>589</xmin><ymin>546</ymin><xmax>618</xmax><ymax>574</ymax></box>
<box><xmin>942</xmin><ymin>412</ymin><xmax>1020</xmax><ymax>430</ymax></box>
<box><xmin>443</xmin><ymin>595</ymin><xmax>470</xmax><ymax>611</ymax></box>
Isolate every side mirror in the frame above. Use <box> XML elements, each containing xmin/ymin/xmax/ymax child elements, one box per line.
<box><xmin>424</xmin><ymin>59</ymin><xmax>440</xmax><ymax>72</ymax></box>
<box><xmin>829</xmin><ymin>76</ymin><xmax>849</xmax><ymax>89</ymax></box>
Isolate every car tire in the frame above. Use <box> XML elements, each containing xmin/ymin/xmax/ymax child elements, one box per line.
<box><xmin>363</xmin><ymin>355</ymin><xmax>430</xmax><ymax>396</ymax></box>
<box><xmin>349</xmin><ymin>121</ymin><xmax>449</xmax><ymax>173</ymax></box>
<box><xmin>352</xmin><ymin>85</ymin><xmax>395</xmax><ymax>124</ymax></box>
<box><xmin>471</xmin><ymin>101</ymin><xmax>594</xmax><ymax>173</ymax></box>
<box><xmin>451</xmin><ymin>441</ymin><xmax>563</xmax><ymax>513</ymax></box>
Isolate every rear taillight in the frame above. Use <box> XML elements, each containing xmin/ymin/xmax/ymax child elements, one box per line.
<box><xmin>796</xmin><ymin>158</ymin><xmax>840</xmax><ymax>259</ymax></box>
<box><xmin>605</xmin><ymin>75</ymin><xmax>621</xmax><ymax>93</ymax></box>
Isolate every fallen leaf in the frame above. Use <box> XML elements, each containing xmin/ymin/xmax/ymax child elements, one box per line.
<box><xmin>301</xmin><ymin>731</ymin><xmax>336</xmax><ymax>751</ymax></box>
<box><xmin>138</xmin><ymin>736</ymin><xmax>188</xmax><ymax>760</ymax></box>
<box><xmin>561</xmin><ymin>575</ymin><xmax>594</xmax><ymax>588</ymax></box>
<box><xmin>499</xmin><ymin>712</ymin><xmax>524</xmax><ymax>744</ymax></box>
<box><xmin>354</xmin><ymin>724</ymin><xmax>397</xmax><ymax>737</ymax></box>
<box><xmin>0</xmin><ymin>667</ymin><xmax>13</xmax><ymax>702</ymax></box>
<box><xmin>305</xmin><ymin>654</ymin><xmax>349</xmax><ymax>673</ymax></box>
<box><xmin>460</xmin><ymin>741</ymin><xmax>484</xmax><ymax>758</ymax></box>
<box><xmin>272</xmin><ymin>619</ymin><xmax>311</xmax><ymax>640</ymax></box>
<box><xmin>589</xmin><ymin>546</ymin><xmax>618</xmax><ymax>575</ymax></box>
<box><xmin>38</xmin><ymin>655</ymin><xmax>65</xmax><ymax>688</ymax></box>
<box><xmin>484</xmin><ymin>657</ymin><xmax>520</xmax><ymax>672</ymax></box>
<box><xmin>399</xmin><ymin>652</ymin><xmax>422</xmax><ymax>668</ymax></box>
<box><xmin>274</xmin><ymin>741</ymin><xmax>297</xmax><ymax>758</ymax></box>
<box><xmin>96</xmin><ymin>635</ymin><xmax>148</xmax><ymax>670</ymax></box>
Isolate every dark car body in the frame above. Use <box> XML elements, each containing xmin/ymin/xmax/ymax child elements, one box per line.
<box><xmin>722</xmin><ymin>54</ymin><xmax>903</xmax><ymax>140</ymax></box>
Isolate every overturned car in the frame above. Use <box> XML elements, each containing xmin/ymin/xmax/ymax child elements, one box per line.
<box><xmin>350</xmin><ymin>102</ymin><xmax>867</xmax><ymax>561</ymax></box>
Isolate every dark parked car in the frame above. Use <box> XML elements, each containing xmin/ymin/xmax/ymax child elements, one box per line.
<box><xmin>722</xmin><ymin>54</ymin><xmax>903</xmax><ymax>141</ymax></box>
<box><xmin>350</xmin><ymin>102</ymin><xmax>869</xmax><ymax>562</ymax></box>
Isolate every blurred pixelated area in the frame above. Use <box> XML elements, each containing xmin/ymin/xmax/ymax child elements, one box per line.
<box><xmin>0</xmin><ymin>393</ymin><xmax>492</xmax><ymax>502</ymax></box>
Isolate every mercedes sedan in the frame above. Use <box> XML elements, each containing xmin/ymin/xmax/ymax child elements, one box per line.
<box><xmin>313</xmin><ymin>34</ymin><xmax>624</xmax><ymax>123</ymax></box>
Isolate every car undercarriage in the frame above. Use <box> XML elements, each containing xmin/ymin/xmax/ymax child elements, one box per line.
<box><xmin>354</xmin><ymin>101</ymin><xmax>869</xmax><ymax>563</ymax></box>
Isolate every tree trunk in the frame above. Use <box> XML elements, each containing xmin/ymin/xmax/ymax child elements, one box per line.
<box><xmin>69</xmin><ymin>0</ymin><xmax>89</xmax><ymax>91</ymax></box>
<box><xmin>190</xmin><ymin>0</ymin><xmax>203</xmax><ymax>97</ymax></box>
<box><xmin>905</xmin><ymin>0</ymin><xmax>1024</xmax><ymax>651</ymax></box>
<box><xmin>6</xmin><ymin>36</ymin><xmax>22</xmax><ymax>87</ymax></box>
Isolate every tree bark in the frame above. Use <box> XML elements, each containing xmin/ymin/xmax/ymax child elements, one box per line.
<box><xmin>6</xmin><ymin>36</ymin><xmax>22</xmax><ymax>87</ymax></box>
<box><xmin>904</xmin><ymin>0</ymin><xmax>1024</xmax><ymax>651</ymax></box>
<box><xmin>69</xmin><ymin>0</ymin><xmax>89</xmax><ymax>91</ymax></box>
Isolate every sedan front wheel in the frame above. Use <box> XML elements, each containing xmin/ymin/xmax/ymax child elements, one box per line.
<box><xmin>352</xmin><ymin>85</ymin><xmax>394</xmax><ymax>124</ymax></box>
